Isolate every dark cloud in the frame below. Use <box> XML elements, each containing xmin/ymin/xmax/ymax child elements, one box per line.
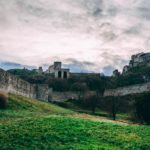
<box><xmin>125</xmin><ymin>24</ymin><xmax>142</xmax><ymax>35</ymax></box>
<box><xmin>100</xmin><ymin>52</ymin><xmax>129</xmax><ymax>72</ymax></box>
<box><xmin>64</xmin><ymin>58</ymin><xmax>95</xmax><ymax>73</ymax></box>
<box><xmin>65</xmin><ymin>58</ymin><xmax>95</xmax><ymax>66</ymax></box>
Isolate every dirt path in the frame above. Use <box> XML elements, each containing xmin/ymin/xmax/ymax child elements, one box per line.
<box><xmin>68</xmin><ymin>113</ymin><xmax>139</xmax><ymax>125</ymax></box>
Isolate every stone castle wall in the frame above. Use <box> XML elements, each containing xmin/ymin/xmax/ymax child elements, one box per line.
<box><xmin>49</xmin><ymin>91</ymin><xmax>96</xmax><ymax>102</ymax></box>
<box><xmin>0</xmin><ymin>69</ymin><xmax>49</xmax><ymax>101</ymax></box>
<box><xmin>50</xmin><ymin>91</ymin><xmax>78</xmax><ymax>101</ymax></box>
<box><xmin>104</xmin><ymin>82</ymin><xmax>150</xmax><ymax>97</ymax></box>
<box><xmin>2</xmin><ymin>67</ymin><xmax>150</xmax><ymax>101</ymax></box>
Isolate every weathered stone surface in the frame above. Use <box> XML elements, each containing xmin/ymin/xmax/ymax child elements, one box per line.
<box><xmin>123</xmin><ymin>52</ymin><xmax>150</xmax><ymax>74</ymax></box>
<box><xmin>0</xmin><ymin>69</ymin><xmax>49</xmax><ymax>101</ymax></box>
<box><xmin>49</xmin><ymin>91</ymin><xmax>96</xmax><ymax>102</ymax></box>
<box><xmin>44</xmin><ymin>62</ymin><xmax>70</xmax><ymax>79</ymax></box>
<box><xmin>104</xmin><ymin>82</ymin><xmax>150</xmax><ymax>96</ymax></box>
<box><xmin>50</xmin><ymin>91</ymin><xmax>78</xmax><ymax>101</ymax></box>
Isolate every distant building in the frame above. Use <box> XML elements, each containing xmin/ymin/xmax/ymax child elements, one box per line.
<box><xmin>122</xmin><ymin>65</ymin><xmax>130</xmax><ymax>74</ymax></box>
<box><xmin>122</xmin><ymin>52</ymin><xmax>150</xmax><ymax>74</ymax></box>
<box><xmin>130</xmin><ymin>52</ymin><xmax>150</xmax><ymax>67</ymax></box>
<box><xmin>100</xmin><ymin>73</ymin><xmax>105</xmax><ymax>77</ymax></box>
<box><xmin>45</xmin><ymin>62</ymin><xmax>70</xmax><ymax>79</ymax></box>
<box><xmin>37</xmin><ymin>66</ymin><xmax>43</xmax><ymax>74</ymax></box>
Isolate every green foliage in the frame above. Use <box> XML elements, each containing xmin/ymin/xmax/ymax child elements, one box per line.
<box><xmin>83</xmin><ymin>93</ymin><xmax>99</xmax><ymax>114</ymax></box>
<box><xmin>8</xmin><ymin>69</ymin><xmax>48</xmax><ymax>84</ymax></box>
<box><xmin>0</xmin><ymin>94</ymin><xmax>73</xmax><ymax>121</ymax></box>
<box><xmin>110</xmin><ymin>66</ymin><xmax>150</xmax><ymax>89</ymax></box>
<box><xmin>48</xmin><ymin>79</ymin><xmax>70</xmax><ymax>92</ymax></box>
<box><xmin>0</xmin><ymin>93</ymin><xmax>8</xmax><ymax>109</ymax></box>
<box><xmin>8</xmin><ymin>68</ymin><xmax>38</xmax><ymax>78</ymax></box>
<box><xmin>71</xmin><ymin>82</ymin><xmax>88</xmax><ymax>92</ymax></box>
<box><xmin>0</xmin><ymin>116</ymin><xmax>150</xmax><ymax>150</ymax></box>
<box><xmin>134</xmin><ymin>93</ymin><xmax>150</xmax><ymax>124</ymax></box>
<box><xmin>8</xmin><ymin>69</ymin><xmax>107</xmax><ymax>92</ymax></box>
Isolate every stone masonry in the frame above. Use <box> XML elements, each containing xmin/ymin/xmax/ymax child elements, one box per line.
<box><xmin>104</xmin><ymin>82</ymin><xmax>150</xmax><ymax>97</ymax></box>
<box><xmin>0</xmin><ymin>68</ymin><xmax>49</xmax><ymax>101</ymax></box>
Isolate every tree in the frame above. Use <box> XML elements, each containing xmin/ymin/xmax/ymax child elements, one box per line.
<box><xmin>0</xmin><ymin>93</ymin><xmax>8</xmax><ymax>109</ymax></box>
<box><xmin>107</xmin><ymin>96</ymin><xmax>121</xmax><ymax>120</ymax></box>
<box><xmin>48</xmin><ymin>79</ymin><xmax>69</xmax><ymax>92</ymax></box>
<box><xmin>111</xmin><ymin>97</ymin><xmax>117</xmax><ymax>120</ymax></box>
<box><xmin>84</xmin><ymin>94</ymin><xmax>99</xmax><ymax>114</ymax></box>
<box><xmin>135</xmin><ymin>93</ymin><xmax>150</xmax><ymax>124</ymax></box>
<box><xmin>87</xmin><ymin>77</ymin><xmax>106</xmax><ymax>96</ymax></box>
<box><xmin>71</xmin><ymin>82</ymin><xmax>88</xmax><ymax>100</ymax></box>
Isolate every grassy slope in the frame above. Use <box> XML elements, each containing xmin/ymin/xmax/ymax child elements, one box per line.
<box><xmin>0</xmin><ymin>94</ymin><xmax>73</xmax><ymax>122</ymax></box>
<box><xmin>0</xmin><ymin>94</ymin><xmax>150</xmax><ymax>150</ymax></box>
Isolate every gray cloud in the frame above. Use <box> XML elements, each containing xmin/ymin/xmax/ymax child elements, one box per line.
<box><xmin>64</xmin><ymin>58</ymin><xmax>95</xmax><ymax>73</ymax></box>
<box><xmin>0</xmin><ymin>0</ymin><xmax>150</xmax><ymax>74</ymax></box>
<box><xmin>0</xmin><ymin>61</ymin><xmax>36</xmax><ymax>70</ymax></box>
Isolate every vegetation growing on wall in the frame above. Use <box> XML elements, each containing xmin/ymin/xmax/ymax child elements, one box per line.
<box><xmin>8</xmin><ymin>69</ymin><xmax>107</xmax><ymax>92</ymax></box>
<box><xmin>8</xmin><ymin>66</ymin><xmax>150</xmax><ymax>92</ymax></box>
<box><xmin>110</xmin><ymin>66</ymin><xmax>150</xmax><ymax>89</ymax></box>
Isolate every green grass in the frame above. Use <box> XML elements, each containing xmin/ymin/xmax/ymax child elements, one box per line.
<box><xmin>0</xmin><ymin>94</ymin><xmax>73</xmax><ymax>122</ymax></box>
<box><xmin>59</xmin><ymin>100</ymin><xmax>131</xmax><ymax>122</ymax></box>
<box><xmin>0</xmin><ymin>94</ymin><xmax>150</xmax><ymax>150</ymax></box>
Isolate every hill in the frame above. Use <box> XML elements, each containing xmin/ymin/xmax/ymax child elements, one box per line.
<box><xmin>0</xmin><ymin>94</ymin><xmax>73</xmax><ymax>122</ymax></box>
<box><xmin>0</xmin><ymin>94</ymin><xmax>150</xmax><ymax>149</ymax></box>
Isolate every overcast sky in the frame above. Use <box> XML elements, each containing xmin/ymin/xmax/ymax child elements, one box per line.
<box><xmin>0</xmin><ymin>0</ymin><xmax>150</xmax><ymax>75</ymax></box>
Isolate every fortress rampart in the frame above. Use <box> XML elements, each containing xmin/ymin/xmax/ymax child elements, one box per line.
<box><xmin>104</xmin><ymin>82</ymin><xmax>150</xmax><ymax>96</ymax></box>
<box><xmin>0</xmin><ymin>69</ymin><xmax>49</xmax><ymax>101</ymax></box>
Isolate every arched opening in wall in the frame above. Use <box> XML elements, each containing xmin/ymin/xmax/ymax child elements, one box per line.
<box><xmin>63</xmin><ymin>71</ymin><xmax>67</xmax><ymax>79</ymax></box>
<box><xmin>58</xmin><ymin>71</ymin><xmax>62</xmax><ymax>78</ymax></box>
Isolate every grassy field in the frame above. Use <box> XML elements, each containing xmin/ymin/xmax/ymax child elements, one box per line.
<box><xmin>0</xmin><ymin>94</ymin><xmax>150</xmax><ymax>150</ymax></box>
<box><xmin>0</xmin><ymin>94</ymin><xmax>73</xmax><ymax>123</ymax></box>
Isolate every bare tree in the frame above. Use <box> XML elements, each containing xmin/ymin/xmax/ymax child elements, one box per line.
<box><xmin>84</xmin><ymin>93</ymin><xmax>99</xmax><ymax>114</ymax></box>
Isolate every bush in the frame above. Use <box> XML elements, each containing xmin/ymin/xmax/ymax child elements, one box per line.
<box><xmin>52</xmin><ymin>101</ymin><xmax>69</xmax><ymax>108</ymax></box>
<box><xmin>135</xmin><ymin>93</ymin><xmax>150</xmax><ymax>124</ymax></box>
<box><xmin>0</xmin><ymin>92</ymin><xmax>8</xmax><ymax>109</ymax></box>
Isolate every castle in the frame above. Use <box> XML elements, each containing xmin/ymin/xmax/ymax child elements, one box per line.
<box><xmin>37</xmin><ymin>62</ymin><xmax>70</xmax><ymax>79</ymax></box>
<box><xmin>113</xmin><ymin>52</ymin><xmax>150</xmax><ymax>77</ymax></box>
<box><xmin>123</xmin><ymin>52</ymin><xmax>150</xmax><ymax>74</ymax></box>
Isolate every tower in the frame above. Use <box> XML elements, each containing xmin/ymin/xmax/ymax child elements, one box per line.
<box><xmin>54</xmin><ymin>62</ymin><xmax>61</xmax><ymax>70</ymax></box>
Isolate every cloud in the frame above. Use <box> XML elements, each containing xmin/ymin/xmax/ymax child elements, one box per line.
<box><xmin>0</xmin><ymin>0</ymin><xmax>150</xmax><ymax>74</ymax></box>
<box><xmin>63</xmin><ymin>58</ymin><xmax>96</xmax><ymax>73</ymax></box>
<box><xmin>101</xmin><ymin>65</ymin><xmax>115</xmax><ymax>76</ymax></box>
<box><xmin>0</xmin><ymin>61</ymin><xmax>36</xmax><ymax>70</ymax></box>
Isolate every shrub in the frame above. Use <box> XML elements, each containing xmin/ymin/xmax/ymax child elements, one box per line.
<box><xmin>135</xmin><ymin>93</ymin><xmax>150</xmax><ymax>124</ymax></box>
<box><xmin>0</xmin><ymin>92</ymin><xmax>8</xmax><ymax>109</ymax></box>
<box><xmin>52</xmin><ymin>101</ymin><xmax>69</xmax><ymax>108</ymax></box>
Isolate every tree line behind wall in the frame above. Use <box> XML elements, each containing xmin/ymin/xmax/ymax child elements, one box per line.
<box><xmin>8</xmin><ymin>65</ymin><xmax>150</xmax><ymax>92</ymax></box>
<box><xmin>8</xmin><ymin>69</ymin><xmax>107</xmax><ymax>93</ymax></box>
